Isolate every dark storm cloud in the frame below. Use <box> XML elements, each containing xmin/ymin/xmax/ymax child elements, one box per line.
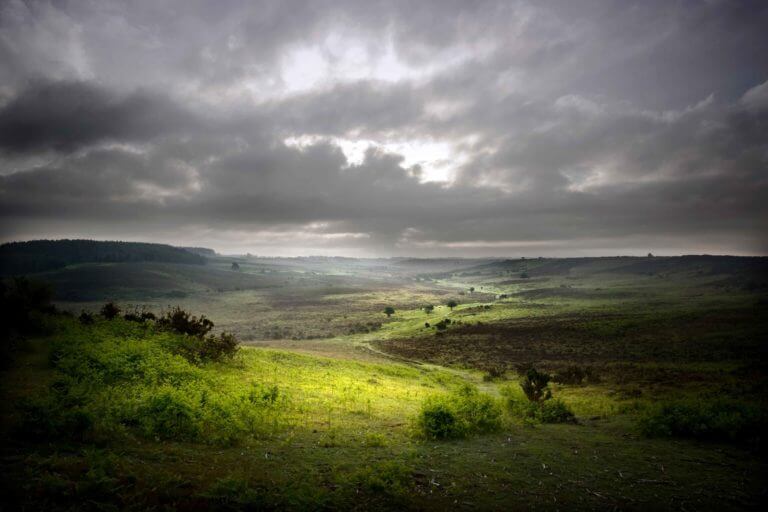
<box><xmin>0</xmin><ymin>0</ymin><xmax>766</xmax><ymax>255</ymax></box>
<box><xmin>0</xmin><ymin>80</ymin><xmax>192</xmax><ymax>153</ymax></box>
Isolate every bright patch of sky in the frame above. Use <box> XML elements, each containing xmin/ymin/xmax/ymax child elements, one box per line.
<box><xmin>284</xmin><ymin>134</ymin><xmax>470</xmax><ymax>183</ymax></box>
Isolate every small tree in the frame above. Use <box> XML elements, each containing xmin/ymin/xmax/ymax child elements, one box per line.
<box><xmin>231</xmin><ymin>262</ymin><xmax>241</xmax><ymax>271</ymax></box>
<box><xmin>100</xmin><ymin>302</ymin><xmax>121</xmax><ymax>320</ymax></box>
<box><xmin>520</xmin><ymin>367</ymin><xmax>552</xmax><ymax>402</ymax></box>
<box><xmin>446</xmin><ymin>299</ymin><xmax>458</xmax><ymax>311</ymax></box>
<box><xmin>469</xmin><ymin>287</ymin><xmax>475</xmax><ymax>294</ymax></box>
<box><xmin>384</xmin><ymin>306</ymin><xmax>395</xmax><ymax>317</ymax></box>
<box><xmin>423</xmin><ymin>304</ymin><xmax>435</xmax><ymax>314</ymax></box>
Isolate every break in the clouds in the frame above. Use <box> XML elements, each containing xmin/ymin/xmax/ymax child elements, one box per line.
<box><xmin>0</xmin><ymin>0</ymin><xmax>766</xmax><ymax>256</ymax></box>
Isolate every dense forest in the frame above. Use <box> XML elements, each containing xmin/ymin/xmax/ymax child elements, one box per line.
<box><xmin>0</xmin><ymin>240</ymin><xmax>206</xmax><ymax>275</ymax></box>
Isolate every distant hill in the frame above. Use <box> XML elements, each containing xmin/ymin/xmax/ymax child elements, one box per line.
<box><xmin>0</xmin><ymin>239</ymin><xmax>205</xmax><ymax>275</ymax></box>
<box><xmin>179</xmin><ymin>246</ymin><xmax>217</xmax><ymax>256</ymax></box>
<box><xmin>421</xmin><ymin>255</ymin><xmax>768</xmax><ymax>283</ymax></box>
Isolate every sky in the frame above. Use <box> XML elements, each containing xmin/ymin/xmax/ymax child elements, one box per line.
<box><xmin>0</xmin><ymin>0</ymin><xmax>766</xmax><ymax>257</ymax></box>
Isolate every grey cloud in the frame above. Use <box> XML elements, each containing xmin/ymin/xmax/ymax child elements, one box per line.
<box><xmin>0</xmin><ymin>0</ymin><xmax>766</xmax><ymax>256</ymax></box>
<box><xmin>0</xmin><ymin>80</ymin><xmax>193</xmax><ymax>153</ymax></box>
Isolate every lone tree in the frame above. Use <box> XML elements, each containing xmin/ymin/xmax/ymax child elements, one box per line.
<box><xmin>520</xmin><ymin>368</ymin><xmax>552</xmax><ymax>402</ymax></box>
<box><xmin>231</xmin><ymin>262</ymin><xmax>241</xmax><ymax>271</ymax></box>
<box><xmin>468</xmin><ymin>287</ymin><xmax>475</xmax><ymax>294</ymax></box>
<box><xmin>423</xmin><ymin>304</ymin><xmax>435</xmax><ymax>314</ymax></box>
<box><xmin>384</xmin><ymin>306</ymin><xmax>395</xmax><ymax>317</ymax></box>
<box><xmin>446</xmin><ymin>299</ymin><xmax>458</xmax><ymax>311</ymax></box>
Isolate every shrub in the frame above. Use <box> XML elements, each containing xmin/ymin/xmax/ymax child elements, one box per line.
<box><xmin>423</xmin><ymin>304</ymin><xmax>434</xmax><ymax>314</ymax></box>
<box><xmin>520</xmin><ymin>367</ymin><xmax>552</xmax><ymax>402</ymax></box>
<box><xmin>416</xmin><ymin>385</ymin><xmax>503</xmax><ymax>439</ymax></box>
<box><xmin>537</xmin><ymin>399</ymin><xmax>577</xmax><ymax>423</ymax></box>
<box><xmin>418</xmin><ymin>399</ymin><xmax>461</xmax><ymax>439</ymax></box>
<box><xmin>446</xmin><ymin>300</ymin><xmax>458</xmax><ymax>310</ymax></box>
<box><xmin>638</xmin><ymin>400</ymin><xmax>767</xmax><ymax>444</ymax></box>
<box><xmin>177</xmin><ymin>331</ymin><xmax>240</xmax><ymax>363</ymax></box>
<box><xmin>384</xmin><ymin>306</ymin><xmax>395</xmax><ymax>317</ymax></box>
<box><xmin>157</xmin><ymin>307</ymin><xmax>213</xmax><ymax>337</ymax></box>
<box><xmin>79</xmin><ymin>311</ymin><xmax>95</xmax><ymax>325</ymax></box>
<box><xmin>100</xmin><ymin>302</ymin><xmax>121</xmax><ymax>320</ymax></box>
<box><xmin>501</xmin><ymin>388</ymin><xmax>576</xmax><ymax>424</ymax></box>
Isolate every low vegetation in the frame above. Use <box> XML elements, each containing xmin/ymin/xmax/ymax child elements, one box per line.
<box><xmin>2</xmin><ymin>250</ymin><xmax>767</xmax><ymax>509</ymax></box>
<box><xmin>416</xmin><ymin>385</ymin><xmax>503</xmax><ymax>439</ymax></box>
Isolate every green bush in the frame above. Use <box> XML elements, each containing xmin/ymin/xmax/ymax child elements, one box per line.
<box><xmin>416</xmin><ymin>385</ymin><xmax>503</xmax><ymax>439</ymax></box>
<box><xmin>418</xmin><ymin>400</ymin><xmax>461</xmax><ymax>439</ymax></box>
<box><xmin>537</xmin><ymin>399</ymin><xmax>577</xmax><ymax>423</ymax></box>
<box><xmin>639</xmin><ymin>400</ymin><xmax>766</xmax><ymax>443</ymax></box>
<box><xmin>501</xmin><ymin>386</ymin><xmax>576</xmax><ymax>424</ymax></box>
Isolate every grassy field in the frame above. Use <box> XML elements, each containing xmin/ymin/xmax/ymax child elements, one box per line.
<box><xmin>2</xmin><ymin>254</ymin><xmax>767</xmax><ymax>510</ymax></box>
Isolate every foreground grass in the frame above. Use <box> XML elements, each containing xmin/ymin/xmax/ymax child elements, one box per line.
<box><xmin>2</xmin><ymin>316</ymin><xmax>766</xmax><ymax>510</ymax></box>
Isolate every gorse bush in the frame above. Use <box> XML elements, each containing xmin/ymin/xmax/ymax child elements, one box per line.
<box><xmin>153</xmin><ymin>306</ymin><xmax>239</xmax><ymax>362</ymax></box>
<box><xmin>100</xmin><ymin>302</ymin><xmax>121</xmax><ymax>320</ymax></box>
<box><xmin>638</xmin><ymin>400</ymin><xmax>766</xmax><ymax>444</ymax></box>
<box><xmin>176</xmin><ymin>331</ymin><xmax>240</xmax><ymax>363</ymax></box>
<box><xmin>157</xmin><ymin>306</ymin><xmax>214</xmax><ymax>337</ymax></box>
<box><xmin>416</xmin><ymin>385</ymin><xmax>503</xmax><ymax>439</ymax></box>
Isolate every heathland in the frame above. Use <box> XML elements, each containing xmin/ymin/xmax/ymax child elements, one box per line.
<box><xmin>1</xmin><ymin>242</ymin><xmax>766</xmax><ymax>510</ymax></box>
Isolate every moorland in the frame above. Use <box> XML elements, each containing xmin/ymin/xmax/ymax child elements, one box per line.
<box><xmin>1</xmin><ymin>240</ymin><xmax>767</xmax><ymax>510</ymax></box>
